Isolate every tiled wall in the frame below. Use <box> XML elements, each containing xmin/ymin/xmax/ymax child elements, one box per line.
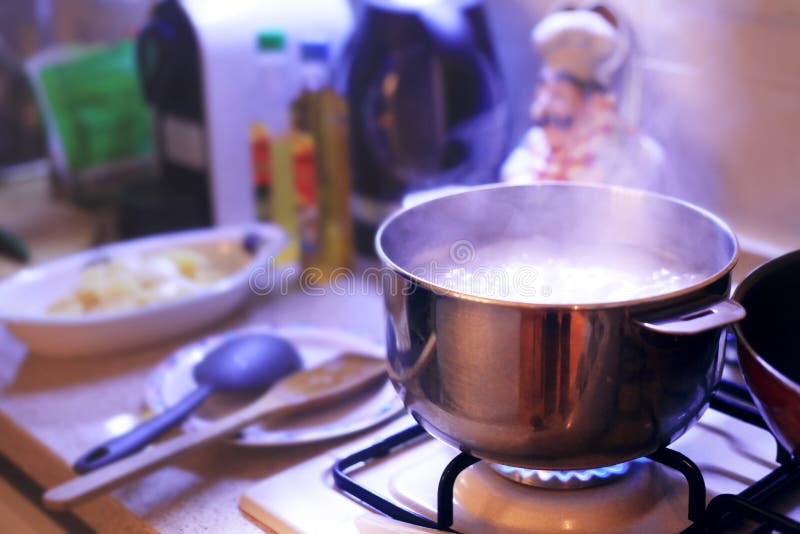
<box><xmin>485</xmin><ymin>0</ymin><xmax>800</xmax><ymax>253</ymax></box>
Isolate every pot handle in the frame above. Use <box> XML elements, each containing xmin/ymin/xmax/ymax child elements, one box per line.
<box><xmin>634</xmin><ymin>299</ymin><xmax>745</xmax><ymax>335</ymax></box>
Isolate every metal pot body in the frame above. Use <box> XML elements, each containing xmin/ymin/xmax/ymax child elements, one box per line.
<box><xmin>377</xmin><ymin>183</ymin><xmax>742</xmax><ymax>470</ymax></box>
<box><xmin>734</xmin><ymin>249</ymin><xmax>800</xmax><ymax>459</ymax></box>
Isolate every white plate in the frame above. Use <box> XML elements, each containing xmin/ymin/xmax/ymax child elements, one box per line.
<box><xmin>145</xmin><ymin>325</ymin><xmax>405</xmax><ymax>447</ymax></box>
<box><xmin>0</xmin><ymin>223</ymin><xmax>287</xmax><ymax>358</ymax></box>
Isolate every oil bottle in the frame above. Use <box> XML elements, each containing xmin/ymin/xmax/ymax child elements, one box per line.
<box><xmin>293</xmin><ymin>38</ymin><xmax>353</xmax><ymax>278</ymax></box>
<box><xmin>253</xmin><ymin>30</ymin><xmax>300</xmax><ymax>264</ymax></box>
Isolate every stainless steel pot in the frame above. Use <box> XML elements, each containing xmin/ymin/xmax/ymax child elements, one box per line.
<box><xmin>376</xmin><ymin>183</ymin><xmax>745</xmax><ymax>470</ymax></box>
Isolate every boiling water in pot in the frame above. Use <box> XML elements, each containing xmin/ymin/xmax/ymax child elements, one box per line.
<box><xmin>427</xmin><ymin>240</ymin><xmax>701</xmax><ymax>304</ymax></box>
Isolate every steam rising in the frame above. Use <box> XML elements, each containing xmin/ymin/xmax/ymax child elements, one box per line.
<box><xmin>381</xmin><ymin>183</ymin><xmax>735</xmax><ymax>305</ymax></box>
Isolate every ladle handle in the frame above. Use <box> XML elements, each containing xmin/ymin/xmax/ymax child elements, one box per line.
<box><xmin>73</xmin><ymin>384</ymin><xmax>214</xmax><ymax>473</ymax></box>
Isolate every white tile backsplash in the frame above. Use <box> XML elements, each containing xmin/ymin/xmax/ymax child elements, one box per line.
<box><xmin>485</xmin><ymin>0</ymin><xmax>800</xmax><ymax>252</ymax></box>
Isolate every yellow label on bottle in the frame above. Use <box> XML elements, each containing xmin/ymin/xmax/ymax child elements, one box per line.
<box><xmin>271</xmin><ymin>134</ymin><xmax>300</xmax><ymax>265</ymax></box>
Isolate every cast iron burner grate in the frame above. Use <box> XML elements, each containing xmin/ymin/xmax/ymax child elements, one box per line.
<box><xmin>332</xmin><ymin>379</ymin><xmax>800</xmax><ymax>533</ymax></box>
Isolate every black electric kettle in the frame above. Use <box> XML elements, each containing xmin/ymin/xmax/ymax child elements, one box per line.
<box><xmin>345</xmin><ymin>0</ymin><xmax>509</xmax><ymax>254</ymax></box>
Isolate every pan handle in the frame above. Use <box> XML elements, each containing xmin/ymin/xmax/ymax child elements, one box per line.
<box><xmin>634</xmin><ymin>299</ymin><xmax>745</xmax><ymax>336</ymax></box>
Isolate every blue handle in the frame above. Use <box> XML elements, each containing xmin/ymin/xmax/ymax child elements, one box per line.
<box><xmin>73</xmin><ymin>384</ymin><xmax>214</xmax><ymax>473</ymax></box>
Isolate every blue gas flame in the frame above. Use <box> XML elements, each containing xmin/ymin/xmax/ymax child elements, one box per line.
<box><xmin>495</xmin><ymin>457</ymin><xmax>648</xmax><ymax>485</ymax></box>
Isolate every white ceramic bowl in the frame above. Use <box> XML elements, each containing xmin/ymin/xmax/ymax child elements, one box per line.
<box><xmin>0</xmin><ymin>223</ymin><xmax>287</xmax><ymax>358</ymax></box>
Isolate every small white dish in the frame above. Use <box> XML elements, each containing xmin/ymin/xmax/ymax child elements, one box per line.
<box><xmin>0</xmin><ymin>223</ymin><xmax>287</xmax><ymax>358</ymax></box>
<box><xmin>146</xmin><ymin>325</ymin><xmax>404</xmax><ymax>447</ymax></box>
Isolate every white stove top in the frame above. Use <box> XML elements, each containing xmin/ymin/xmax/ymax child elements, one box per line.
<box><xmin>241</xmin><ymin>394</ymin><xmax>799</xmax><ymax>533</ymax></box>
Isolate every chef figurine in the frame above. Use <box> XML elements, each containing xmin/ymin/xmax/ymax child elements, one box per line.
<box><xmin>501</xmin><ymin>5</ymin><xmax>663</xmax><ymax>188</ymax></box>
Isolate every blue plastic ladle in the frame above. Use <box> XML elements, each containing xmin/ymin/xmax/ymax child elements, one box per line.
<box><xmin>73</xmin><ymin>334</ymin><xmax>302</xmax><ymax>473</ymax></box>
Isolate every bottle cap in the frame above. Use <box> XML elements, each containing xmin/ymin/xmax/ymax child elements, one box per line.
<box><xmin>300</xmin><ymin>38</ymin><xmax>330</xmax><ymax>62</ymax></box>
<box><xmin>257</xmin><ymin>30</ymin><xmax>286</xmax><ymax>51</ymax></box>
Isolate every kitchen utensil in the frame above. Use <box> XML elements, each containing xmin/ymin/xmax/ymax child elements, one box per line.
<box><xmin>346</xmin><ymin>0</ymin><xmax>508</xmax><ymax>253</ymax></box>
<box><xmin>733</xmin><ymin>249</ymin><xmax>800</xmax><ymax>459</ymax></box>
<box><xmin>136</xmin><ymin>0</ymin><xmax>352</xmax><ymax>227</ymax></box>
<box><xmin>0</xmin><ymin>223</ymin><xmax>286</xmax><ymax>358</ymax></box>
<box><xmin>74</xmin><ymin>333</ymin><xmax>302</xmax><ymax>473</ymax></box>
<box><xmin>43</xmin><ymin>353</ymin><xmax>388</xmax><ymax>510</ymax></box>
<box><xmin>376</xmin><ymin>182</ymin><xmax>744</xmax><ymax>470</ymax></box>
<box><xmin>147</xmin><ymin>325</ymin><xmax>404</xmax><ymax>446</ymax></box>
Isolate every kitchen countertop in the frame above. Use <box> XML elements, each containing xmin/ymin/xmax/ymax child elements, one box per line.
<box><xmin>0</xmin><ymin>173</ymin><xmax>388</xmax><ymax>533</ymax></box>
<box><xmin>0</xmin><ymin>172</ymin><xmax>776</xmax><ymax>534</ymax></box>
<box><xmin>0</xmin><ymin>167</ymin><xmax>96</xmax><ymax>280</ymax></box>
<box><xmin>0</xmin><ymin>289</ymin><xmax>387</xmax><ymax>534</ymax></box>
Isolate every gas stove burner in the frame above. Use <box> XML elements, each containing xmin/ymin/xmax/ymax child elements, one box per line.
<box><xmin>314</xmin><ymin>384</ymin><xmax>800</xmax><ymax>534</ymax></box>
<box><xmin>490</xmin><ymin>458</ymin><xmax>648</xmax><ymax>490</ymax></box>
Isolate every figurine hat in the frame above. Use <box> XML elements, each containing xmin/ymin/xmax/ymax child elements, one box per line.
<box><xmin>532</xmin><ymin>7</ymin><xmax>625</xmax><ymax>86</ymax></box>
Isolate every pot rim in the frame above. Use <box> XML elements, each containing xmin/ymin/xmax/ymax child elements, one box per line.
<box><xmin>733</xmin><ymin>249</ymin><xmax>800</xmax><ymax>395</ymax></box>
<box><xmin>375</xmin><ymin>181</ymin><xmax>740</xmax><ymax>310</ymax></box>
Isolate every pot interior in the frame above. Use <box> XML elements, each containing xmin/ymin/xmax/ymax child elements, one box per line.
<box><xmin>377</xmin><ymin>183</ymin><xmax>737</xmax><ymax>305</ymax></box>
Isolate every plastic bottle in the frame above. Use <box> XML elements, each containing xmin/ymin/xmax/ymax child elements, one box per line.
<box><xmin>255</xmin><ymin>30</ymin><xmax>300</xmax><ymax>264</ymax></box>
<box><xmin>250</xmin><ymin>121</ymin><xmax>271</xmax><ymax>220</ymax></box>
<box><xmin>290</xmin><ymin>43</ymin><xmax>322</xmax><ymax>265</ymax></box>
<box><xmin>293</xmin><ymin>38</ymin><xmax>353</xmax><ymax>277</ymax></box>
